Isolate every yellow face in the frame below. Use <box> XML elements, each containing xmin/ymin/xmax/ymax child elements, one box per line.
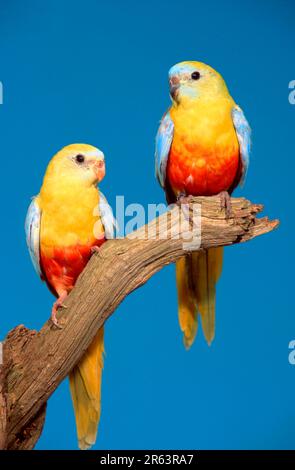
<box><xmin>39</xmin><ymin>143</ymin><xmax>106</xmax><ymax>248</ymax></box>
<box><xmin>168</xmin><ymin>61</ymin><xmax>230</xmax><ymax>104</ymax></box>
<box><xmin>43</xmin><ymin>143</ymin><xmax>106</xmax><ymax>188</ymax></box>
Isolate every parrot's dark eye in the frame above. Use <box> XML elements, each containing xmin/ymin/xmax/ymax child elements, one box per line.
<box><xmin>75</xmin><ymin>154</ymin><xmax>85</xmax><ymax>164</ymax></box>
<box><xmin>191</xmin><ymin>71</ymin><xmax>200</xmax><ymax>80</ymax></box>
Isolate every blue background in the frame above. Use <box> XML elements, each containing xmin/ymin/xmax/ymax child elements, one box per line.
<box><xmin>0</xmin><ymin>0</ymin><xmax>294</xmax><ymax>450</ymax></box>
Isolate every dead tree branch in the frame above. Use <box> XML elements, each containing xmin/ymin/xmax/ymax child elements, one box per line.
<box><xmin>0</xmin><ymin>196</ymin><xmax>279</xmax><ymax>449</ymax></box>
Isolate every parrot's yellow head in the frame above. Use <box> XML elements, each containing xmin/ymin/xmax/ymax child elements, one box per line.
<box><xmin>42</xmin><ymin>143</ymin><xmax>105</xmax><ymax>190</ymax></box>
<box><xmin>168</xmin><ymin>61</ymin><xmax>229</xmax><ymax>104</ymax></box>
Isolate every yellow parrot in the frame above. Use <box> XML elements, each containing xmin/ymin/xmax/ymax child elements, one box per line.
<box><xmin>155</xmin><ymin>61</ymin><xmax>251</xmax><ymax>348</ymax></box>
<box><xmin>25</xmin><ymin>143</ymin><xmax>117</xmax><ymax>449</ymax></box>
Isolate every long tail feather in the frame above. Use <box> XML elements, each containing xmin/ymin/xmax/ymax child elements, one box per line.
<box><xmin>176</xmin><ymin>256</ymin><xmax>197</xmax><ymax>349</ymax></box>
<box><xmin>176</xmin><ymin>247</ymin><xmax>223</xmax><ymax>347</ymax></box>
<box><xmin>69</xmin><ymin>327</ymin><xmax>104</xmax><ymax>450</ymax></box>
<box><xmin>193</xmin><ymin>247</ymin><xmax>223</xmax><ymax>345</ymax></box>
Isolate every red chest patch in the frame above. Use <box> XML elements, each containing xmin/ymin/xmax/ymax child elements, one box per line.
<box><xmin>40</xmin><ymin>237</ymin><xmax>105</xmax><ymax>297</ymax></box>
<box><xmin>167</xmin><ymin>145</ymin><xmax>240</xmax><ymax>196</ymax></box>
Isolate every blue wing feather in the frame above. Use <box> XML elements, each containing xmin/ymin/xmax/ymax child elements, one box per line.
<box><xmin>25</xmin><ymin>197</ymin><xmax>42</xmax><ymax>277</ymax></box>
<box><xmin>232</xmin><ymin>105</ymin><xmax>251</xmax><ymax>186</ymax></box>
<box><xmin>99</xmin><ymin>191</ymin><xmax>118</xmax><ymax>239</ymax></box>
<box><xmin>155</xmin><ymin>112</ymin><xmax>174</xmax><ymax>188</ymax></box>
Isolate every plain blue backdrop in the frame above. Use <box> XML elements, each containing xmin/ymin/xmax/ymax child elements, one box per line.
<box><xmin>0</xmin><ymin>0</ymin><xmax>294</xmax><ymax>450</ymax></box>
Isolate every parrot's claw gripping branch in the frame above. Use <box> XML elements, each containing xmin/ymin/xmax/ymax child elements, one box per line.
<box><xmin>51</xmin><ymin>292</ymin><xmax>68</xmax><ymax>329</ymax></box>
<box><xmin>0</xmin><ymin>196</ymin><xmax>278</xmax><ymax>450</ymax></box>
<box><xmin>218</xmin><ymin>191</ymin><xmax>233</xmax><ymax>218</ymax></box>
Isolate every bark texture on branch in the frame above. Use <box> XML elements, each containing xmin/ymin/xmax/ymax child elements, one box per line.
<box><xmin>0</xmin><ymin>353</ymin><xmax>7</xmax><ymax>450</ymax></box>
<box><xmin>0</xmin><ymin>196</ymin><xmax>279</xmax><ymax>450</ymax></box>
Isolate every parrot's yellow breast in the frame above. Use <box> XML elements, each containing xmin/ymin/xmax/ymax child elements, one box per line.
<box><xmin>38</xmin><ymin>181</ymin><xmax>105</xmax><ymax>296</ymax></box>
<box><xmin>168</xmin><ymin>97</ymin><xmax>240</xmax><ymax>196</ymax></box>
<box><xmin>38</xmin><ymin>183</ymin><xmax>104</xmax><ymax>253</ymax></box>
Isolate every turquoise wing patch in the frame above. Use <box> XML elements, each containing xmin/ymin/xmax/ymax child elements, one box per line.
<box><xmin>25</xmin><ymin>197</ymin><xmax>42</xmax><ymax>277</ymax></box>
<box><xmin>99</xmin><ymin>191</ymin><xmax>118</xmax><ymax>239</ymax></box>
<box><xmin>232</xmin><ymin>105</ymin><xmax>251</xmax><ymax>186</ymax></box>
<box><xmin>155</xmin><ymin>112</ymin><xmax>174</xmax><ymax>188</ymax></box>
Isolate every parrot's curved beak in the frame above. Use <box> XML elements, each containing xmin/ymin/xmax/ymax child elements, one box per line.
<box><xmin>94</xmin><ymin>159</ymin><xmax>105</xmax><ymax>183</ymax></box>
<box><xmin>169</xmin><ymin>76</ymin><xmax>180</xmax><ymax>100</ymax></box>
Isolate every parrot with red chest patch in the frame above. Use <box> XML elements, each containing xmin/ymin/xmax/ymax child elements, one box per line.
<box><xmin>25</xmin><ymin>143</ymin><xmax>117</xmax><ymax>449</ymax></box>
<box><xmin>155</xmin><ymin>61</ymin><xmax>251</xmax><ymax>348</ymax></box>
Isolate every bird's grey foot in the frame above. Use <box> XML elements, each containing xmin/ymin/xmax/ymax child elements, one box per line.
<box><xmin>51</xmin><ymin>291</ymin><xmax>68</xmax><ymax>328</ymax></box>
<box><xmin>219</xmin><ymin>191</ymin><xmax>232</xmax><ymax>218</ymax></box>
<box><xmin>176</xmin><ymin>193</ymin><xmax>194</xmax><ymax>206</ymax></box>
<box><xmin>176</xmin><ymin>194</ymin><xmax>201</xmax><ymax>235</ymax></box>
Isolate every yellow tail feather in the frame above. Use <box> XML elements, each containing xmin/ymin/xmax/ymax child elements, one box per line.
<box><xmin>176</xmin><ymin>247</ymin><xmax>223</xmax><ymax>347</ymax></box>
<box><xmin>193</xmin><ymin>247</ymin><xmax>223</xmax><ymax>345</ymax></box>
<box><xmin>69</xmin><ymin>327</ymin><xmax>104</xmax><ymax>450</ymax></box>
<box><xmin>176</xmin><ymin>256</ymin><xmax>198</xmax><ymax>349</ymax></box>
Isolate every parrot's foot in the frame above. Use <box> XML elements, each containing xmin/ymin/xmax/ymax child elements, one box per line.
<box><xmin>176</xmin><ymin>194</ymin><xmax>201</xmax><ymax>235</ymax></box>
<box><xmin>51</xmin><ymin>291</ymin><xmax>68</xmax><ymax>328</ymax></box>
<box><xmin>91</xmin><ymin>245</ymin><xmax>101</xmax><ymax>255</ymax></box>
<box><xmin>218</xmin><ymin>191</ymin><xmax>232</xmax><ymax>218</ymax></box>
<box><xmin>176</xmin><ymin>193</ymin><xmax>194</xmax><ymax>206</ymax></box>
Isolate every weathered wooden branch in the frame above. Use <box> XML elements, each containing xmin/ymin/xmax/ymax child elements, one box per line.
<box><xmin>0</xmin><ymin>196</ymin><xmax>279</xmax><ymax>450</ymax></box>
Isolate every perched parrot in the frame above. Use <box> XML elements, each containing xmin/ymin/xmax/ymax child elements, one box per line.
<box><xmin>25</xmin><ymin>143</ymin><xmax>116</xmax><ymax>449</ymax></box>
<box><xmin>155</xmin><ymin>61</ymin><xmax>251</xmax><ymax>348</ymax></box>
